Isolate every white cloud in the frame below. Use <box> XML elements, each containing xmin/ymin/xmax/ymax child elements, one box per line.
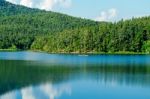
<box><xmin>21</xmin><ymin>87</ymin><xmax>35</xmax><ymax>99</ymax></box>
<box><xmin>0</xmin><ymin>83</ymin><xmax>71</xmax><ymax>99</ymax></box>
<box><xmin>40</xmin><ymin>0</ymin><xmax>56</xmax><ymax>10</ymax></box>
<box><xmin>6</xmin><ymin>0</ymin><xmax>17</xmax><ymax>4</ymax></box>
<box><xmin>108</xmin><ymin>8</ymin><xmax>117</xmax><ymax>19</ymax></box>
<box><xmin>20</xmin><ymin>0</ymin><xmax>33</xmax><ymax>8</ymax></box>
<box><xmin>0</xmin><ymin>91</ymin><xmax>16</xmax><ymax>99</ymax></box>
<box><xmin>6</xmin><ymin>0</ymin><xmax>72</xmax><ymax>10</ymax></box>
<box><xmin>95</xmin><ymin>8</ymin><xmax>117</xmax><ymax>22</ymax></box>
<box><xmin>40</xmin><ymin>83</ymin><xmax>71</xmax><ymax>99</ymax></box>
<box><xmin>59</xmin><ymin>0</ymin><xmax>72</xmax><ymax>8</ymax></box>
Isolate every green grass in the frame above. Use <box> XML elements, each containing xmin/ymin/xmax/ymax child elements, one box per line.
<box><xmin>30</xmin><ymin>49</ymin><xmax>149</xmax><ymax>55</ymax></box>
<box><xmin>0</xmin><ymin>49</ymin><xmax>149</xmax><ymax>55</ymax></box>
<box><xmin>0</xmin><ymin>49</ymin><xmax>19</xmax><ymax>52</ymax></box>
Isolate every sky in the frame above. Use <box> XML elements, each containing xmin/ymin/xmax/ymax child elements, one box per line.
<box><xmin>6</xmin><ymin>0</ymin><xmax>150</xmax><ymax>22</ymax></box>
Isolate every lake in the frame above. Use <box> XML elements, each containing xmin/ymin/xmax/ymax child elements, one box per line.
<box><xmin>0</xmin><ymin>51</ymin><xmax>150</xmax><ymax>99</ymax></box>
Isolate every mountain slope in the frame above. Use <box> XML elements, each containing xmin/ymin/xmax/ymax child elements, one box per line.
<box><xmin>0</xmin><ymin>0</ymin><xmax>98</xmax><ymax>34</ymax></box>
<box><xmin>0</xmin><ymin>0</ymin><xmax>99</xmax><ymax>49</ymax></box>
<box><xmin>0</xmin><ymin>0</ymin><xmax>150</xmax><ymax>53</ymax></box>
<box><xmin>0</xmin><ymin>0</ymin><xmax>40</xmax><ymax>16</ymax></box>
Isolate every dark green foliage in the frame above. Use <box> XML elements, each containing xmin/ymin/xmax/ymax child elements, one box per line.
<box><xmin>0</xmin><ymin>0</ymin><xmax>98</xmax><ymax>50</ymax></box>
<box><xmin>31</xmin><ymin>18</ymin><xmax>150</xmax><ymax>53</ymax></box>
<box><xmin>0</xmin><ymin>0</ymin><xmax>150</xmax><ymax>53</ymax></box>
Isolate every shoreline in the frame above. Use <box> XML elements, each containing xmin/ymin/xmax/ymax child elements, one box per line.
<box><xmin>0</xmin><ymin>49</ymin><xmax>18</xmax><ymax>51</ymax></box>
<box><xmin>0</xmin><ymin>49</ymin><xmax>149</xmax><ymax>55</ymax></box>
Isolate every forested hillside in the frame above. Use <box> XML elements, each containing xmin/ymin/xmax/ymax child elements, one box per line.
<box><xmin>31</xmin><ymin>18</ymin><xmax>150</xmax><ymax>53</ymax></box>
<box><xmin>0</xmin><ymin>0</ymin><xmax>150</xmax><ymax>53</ymax></box>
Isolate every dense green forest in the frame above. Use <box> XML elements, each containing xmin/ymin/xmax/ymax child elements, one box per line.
<box><xmin>0</xmin><ymin>0</ymin><xmax>150</xmax><ymax>53</ymax></box>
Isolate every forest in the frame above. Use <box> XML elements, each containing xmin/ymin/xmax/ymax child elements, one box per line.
<box><xmin>0</xmin><ymin>0</ymin><xmax>150</xmax><ymax>53</ymax></box>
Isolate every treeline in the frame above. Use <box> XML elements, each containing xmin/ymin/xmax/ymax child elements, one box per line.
<box><xmin>31</xmin><ymin>17</ymin><xmax>150</xmax><ymax>53</ymax></box>
<box><xmin>0</xmin><ymin>12</ymin><xmax>97</xmax><ymax>50</ymax></box>
<box><xmin>0</xmin><ymin>0</ymin><xmax>150</xmax><ymax>53</ymax></box>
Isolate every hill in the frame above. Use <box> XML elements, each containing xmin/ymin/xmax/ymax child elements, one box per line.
<box><xmin>0</xmin><ymin>0</ymin><xmax>99</xmax><ymax>49</ymax></box>
<box><xmin>0</xmin><ymin>0</ymin><xmax>150</xmax><ymax>53</ymax></box>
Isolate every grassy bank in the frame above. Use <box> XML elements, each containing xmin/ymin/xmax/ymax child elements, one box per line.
<box><xmin>0</xmin><ymin>49</ymin><xmax>19</xmax><ymax>52</ymax></box>
<box><xmin>28</xmin><ymin>49</ymin><xmax>149</xmax><ymax>55</ymax></box>
<box><xmin>0</xmin><ymin>49</ymin><xmax>149</xmax><ymax>55</ymax></box>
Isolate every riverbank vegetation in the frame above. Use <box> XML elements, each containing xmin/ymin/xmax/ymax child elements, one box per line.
<box><xmin>0</xmin><ymin>0</ymin><xmax>150</xmax><ymax>54</ymax></box>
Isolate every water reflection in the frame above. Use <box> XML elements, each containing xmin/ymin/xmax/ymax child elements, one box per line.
<box><xmin>1</xmin><ymin>51</ymin><xmax>150</xmax><ymax>65</ymax></box>
<box><xmin>0</xmin><ymin>83</ymin><xmax>71</xmax><ymax>99</ymax></box>
<box><xmin>0</xmin><ymin>52</ymin><xmax>150</xmax><ymax>99</ymax></box>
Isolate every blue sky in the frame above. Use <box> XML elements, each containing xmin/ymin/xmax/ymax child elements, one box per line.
<box><xmin>6</xmin><ymin>0</ymin><xmax>150</xmax><ymax>22</ymax></box>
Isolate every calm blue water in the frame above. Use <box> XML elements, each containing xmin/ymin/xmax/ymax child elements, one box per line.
<box><xmin>0</xmin><ymin>51</ymin><xmax>150</xmax><ymax>65</ymax></box>
<box><xmin>0</xmin><ymin>51</ymin><xmax>150</xmax><ymax>99</ymax></box>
